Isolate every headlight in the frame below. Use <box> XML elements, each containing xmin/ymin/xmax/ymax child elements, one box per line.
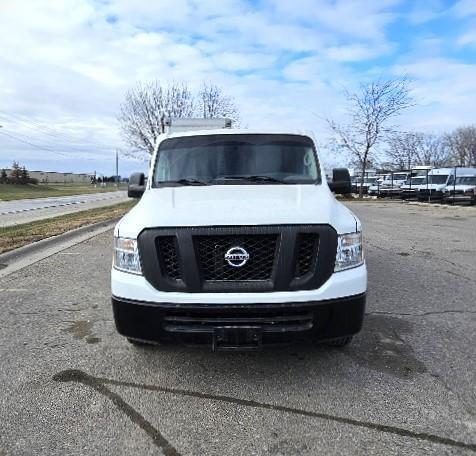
<box><xmin>113</xmin><ymin>237</ymin><xmax>142</xmax><ymax>274</ymax></box>
<box><xmin>335</xmin><ymin>231</ymin><xmax>363</xmax><ymax>271</ymax></box>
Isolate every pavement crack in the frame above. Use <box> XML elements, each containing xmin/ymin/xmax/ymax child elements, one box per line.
<box><xmin>53</xmin><ymin>370</ymin><xmax>180</xmax><ymax>456</ymax></box>
<box><xmin>53</xmin><ymin>369</ymin><xmax>476</xmax><ymax>453</ymax></box>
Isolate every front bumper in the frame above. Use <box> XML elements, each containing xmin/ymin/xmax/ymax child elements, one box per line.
<box><xmin>418</xmin><ymin>190</ymin><xmax>443</xmax><ymax>201</ymax></box>
<box><xmin>443</xmin><ymin>194</ymin><xmax>474</xmax><ymax>204</ymax></box>
<box><xmin>379</xmin><ymin>188</ymin><xmax>401</xmax><ymax>197</ymax></box>
<box><xmin>112</xmin><ymin>293</ymin><xmax>366</xmax><ymax>346</ymax></box>
<box><xmin>400</xmin><ymin>189</ymin><xmax>418</xmax><ymax>199</ymax></box>
<box><xmin>112</xmin><ymin>263</ymin><xmax>367</xmax><ymax>304</ymax></box>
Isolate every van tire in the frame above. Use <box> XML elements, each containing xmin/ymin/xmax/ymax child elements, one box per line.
<box><xmin>326</xmin><ymin>336</ymin><xmax>353</xmax><ymax>347</ymax></box>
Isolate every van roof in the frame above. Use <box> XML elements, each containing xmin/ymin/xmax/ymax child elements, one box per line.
<box><xmin>429</xmin><ymin>167</ymin><xmax>476</xmax><ymax>175</ymax></box>
<box><xmin>164</xmin><ymin>128</ymin><xmax>313</xmax><ymax>139</ymax></box>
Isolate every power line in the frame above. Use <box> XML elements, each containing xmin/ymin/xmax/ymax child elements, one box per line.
<box><xmin>0</xmin><ymin>110</ymin><xmax>117</xmax><ymax>152</ymax></box>
<box><xmin>0</xmin><ymin>130</ymin><xmax>110</xmax><ymax>161</ymax></box>
<box><xmin>0</xmin><ymin>116</ymin><xmax>94</xmax><ymax>151</ymax></box>
<box><xmin>0</xmin><ymin>130</ymin><xmax>70</xmax><ymax>156</ymax></box>
<box><xmin>0</xmin><ymin>124</ymin><xmax>99</xmax><ymax>157</ymax></box>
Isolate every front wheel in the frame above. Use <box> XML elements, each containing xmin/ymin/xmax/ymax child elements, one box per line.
<box><xmin>326</xmin><ymin>336</ymin><xmax>353</xmax><ymax>347</ymax></box>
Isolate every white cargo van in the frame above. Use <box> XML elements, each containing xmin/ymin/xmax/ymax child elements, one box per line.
<box><xmin>442</xmin><ymin>171</ymin><xmax>476</xmax><ymax>205</ymax></box>
<box><xmin>418</xmin><ymin>167</ymin><xmax>476</xmax><ymax>202</ymax></box>
<box><xmin>378</xmin><ymin>172</ymin><xmax>410</xmax><ymax>197</ymax></box>
<box><xmin>111</xmin><ymin>124</ymin><xmax>367</xmax><ymax>350</ymax></box>
<box><xmin>400</xmin><ymin>176</ymin><xmax>427</xmax><ymax>200</ymax></box>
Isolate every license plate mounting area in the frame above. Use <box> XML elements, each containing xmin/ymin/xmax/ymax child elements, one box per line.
<box><xmin>212</xmin><ymin>326</ymin><xmax>262</xmax><ymax>351</ymax></box>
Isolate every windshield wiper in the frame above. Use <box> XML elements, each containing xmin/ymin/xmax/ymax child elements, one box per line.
<box><xmin>212</xmin><ymin>175</ymin><xmax>287</xmax><ymax>184</ymax></box>
<box><xmin>160</xmin><ymin>178</ymin><xmax>209</xmax><ymax>186</ymax></box>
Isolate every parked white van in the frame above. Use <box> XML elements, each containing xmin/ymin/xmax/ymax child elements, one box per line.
<box><xmin>111</xmin><ymin>125</ymin><xmax>367</xmax><ymax>350</ymax></box>
<box><xmin>443</xmin><ymin>172</ymin><xmax>476</xmax><ymax>205</ymax></box>
<box><xmin>418</xmin><ymin>167</ymin><xmax>476</xmax><ymax>202</ymax></box>
<box><xmin>369</xmin><ymin>172</ymin><xmax>410</xmax><ymax>197</ymax></box>
<box><xmin>400</xmin><ymin>176</ymin><xmax>427</xmax><ymax>200</ymax></box>
<box><xmin>368</xmin><ymin>174</ymin><xmax>389</xmax><ymax>196</ymax></box>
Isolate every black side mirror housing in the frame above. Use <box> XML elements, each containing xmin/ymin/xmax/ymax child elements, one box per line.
<box><xmin>128</xmin><ymin>172</ymin><xmax>145</xmax><ymax>198</ymax></box>
<box><xmin>329</xmin><ymin>168</ymin><xmax>351</xmax><ymax>194</ymax></box>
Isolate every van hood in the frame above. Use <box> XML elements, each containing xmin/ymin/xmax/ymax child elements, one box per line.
<box><xmin>117</xmin><ymin>185</ymin><xmax>358</xmax><ymax>238</ymax></box>
<box><xmin>421</xmin><ymin>184</ymin><xmax>447</xmax><ymax>191</ymax></box>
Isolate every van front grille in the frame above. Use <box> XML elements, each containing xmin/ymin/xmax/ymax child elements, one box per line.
<box><xmin>195</xmin><ymin>234</ymin><xmax>277</xmax><ymax>281</ymax></box>
<box><xmin>139</xmin><ymin>225</ymin><xmax>337</xmax><ymax>293</ymax></box>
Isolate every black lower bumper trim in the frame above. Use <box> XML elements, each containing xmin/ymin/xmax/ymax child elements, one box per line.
<box><xmin>112</xmin><ymin>293</ymin><xmax>366</xmax><ymax>346</ymax></box>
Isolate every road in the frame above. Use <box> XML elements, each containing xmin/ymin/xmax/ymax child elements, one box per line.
<box><xmin>0</xmin><ymin>191</ymin><xmax>129</xmax><ymax>227</ymax></box>
<box><xmin>0</xmin><ymin>201</ymin><xmax>475</xmax><ymax>455</ymax></box>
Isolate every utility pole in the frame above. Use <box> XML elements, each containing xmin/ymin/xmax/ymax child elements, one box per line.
<box><xmin>115</xmin><ymin>149</ymin><xmax>119</xmax><ymax>187</ymax></box>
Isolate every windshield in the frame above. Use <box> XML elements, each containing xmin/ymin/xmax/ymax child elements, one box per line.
<box><xmin>153</xmin><ymin>134</ymin><xmax>320</xmax><ymax>185</ymax></box>
<box><xmin>455</xmin><ymin>176</ymin><xmax>476</xmax><ymax>185</ymax></box>
<box><xmin>393</xmin><ymin>174</ymin><xmax>408</xmax><ymax>180</ymax></box>
<box><xmin>404</xmin><ymin>177</ymin><xmax>426</xmax><ymax>185</ymax></box>
<box><xmin>428</xmin><ymin>175</ymin><xmax>448</xmax><ymax>184</ymax></box>
<box><xmin>412</xmin><ymin>169</ymin><xmax>431</xmax><ymax>176</ymax></box>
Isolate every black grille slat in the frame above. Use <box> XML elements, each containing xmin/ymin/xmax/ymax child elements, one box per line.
<box><xmin>295</xmin><ymin>233</ymin><xmax>318</xmax><ymax>277</ymax></box>
<box><xmin>164</xmin><ymin>314</ymin><xmax>312</xmax><ymax>324</ymax></box>
<box><xmin>157</xmin><ymin>236</ymin><xmax>181</xmax><ymax>280</ymax></box>
<box><xmin>163</xmin><ymin>310</ymin><xmax>314</xmax><ymax>333</ymax></box>
<box><xmin>195</xmin><ymin>234</ymin><xmax>277</xmax><ymax>281</ymax></box>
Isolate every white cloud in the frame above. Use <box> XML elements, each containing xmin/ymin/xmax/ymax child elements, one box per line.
<box><xmin>457</xmin><ymin>29</ymin><xmax>476</xmax><ymax>47</ymax></box>
<box><xmin>392</xmin><ymin>58</ymin><xmax>476</xmax><ymax>130</ymax></box>
<box><xmin>324</xmin><ymin>43</ymin><xmax>394</xmax><ymax>62</ymax></box>
<box><xmin>407</xmin><ymin>0</ymin><xmax>446</xmax><ymax>24</ymax></box>
<box><xmin>453</xmin><ymin>0</ymin><xmax>476</xmax><ymax>17</ymax></box>
<box><xmin>0</xmin><ymin>0</ymin><xmax>475</xmax><ymax>174</ymax></box>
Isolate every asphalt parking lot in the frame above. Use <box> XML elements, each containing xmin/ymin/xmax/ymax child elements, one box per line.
<box><xmin>0</xmin><ymin>201</ymin><xmax>475</xmax><ymax>455</ymax></box>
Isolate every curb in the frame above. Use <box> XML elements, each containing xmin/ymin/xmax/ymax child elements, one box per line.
<box><xmin>0</xmin><ymin>218</ymin><xmax>119</xmax><ymax>278</ymax></box>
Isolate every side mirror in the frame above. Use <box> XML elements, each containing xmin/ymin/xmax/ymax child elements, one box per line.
<box><xmin>128</xmin><ymin>172</ymin><xmax>145</xmax><ymax>198</ymax></box>
<box><xmin>329</xmin><ymin>168</ymin><xmax>351</xmax><ymax>194</ymax></box>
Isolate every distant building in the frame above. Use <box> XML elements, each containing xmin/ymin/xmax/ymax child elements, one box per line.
<box><xmin>2</xmin><ymin>169</ymin><xmax>93</xmax><ymax>184</ymax></box>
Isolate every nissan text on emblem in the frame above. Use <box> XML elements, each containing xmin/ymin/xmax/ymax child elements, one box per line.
<box><xmin>225</xmin><ymin>246</ymin><xmax>250</xmax><ymax>267</ymax></box>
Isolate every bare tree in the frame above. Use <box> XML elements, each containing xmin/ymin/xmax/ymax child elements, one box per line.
<box><xmin>386</xmin><ymin>131</ymin><xmax>452</xmax><ymax>169</ymax></box>
<box><xmin>417</xmin><ymin>133</ymin><xmax>451</xmax><ymax>167</ymax></box>
<box><xmin>118</xmin><ymin>81</ymin><xmax>194</xmax><ymax>155</ymax></box>
<box><xmin>386</xmin><ymin>131</ymin><xmax>423</xmax><ymax>170</ymax></box>
<box><xmin>119</xmin><ymin>81</ymin><xmax>240</xmax><ymax>156</ymax></box>
<box><xmin>327</xmin><ymin>77</ymin><xmax>414</xmax><ymax>197</ymax></box>
<box><xmin>445</xmin><ymin>126</ymin><xmax>476</xmax><ymax>167</ymax></box>
<box><xmin>199</xmin><ymin>83</ymin><xmax>240</xmax><ymax>126</ymax></box>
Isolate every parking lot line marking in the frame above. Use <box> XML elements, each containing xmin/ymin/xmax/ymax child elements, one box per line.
<box><xmin>0</xmin><ymin>288</ymin><xmax>30</xmax><ymax>292</ymax></box>
<box><xmin>53</xmin><ymin>369</ymin><xmax>476</xmax><ymax>453</ymax></box>
<box><xmin>53</xmin><ymin>370</ymin><xmax>180</xmax><ymax>456</ymax></box>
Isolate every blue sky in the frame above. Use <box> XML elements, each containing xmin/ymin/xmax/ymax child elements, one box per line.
<box><xmin>0</xmin><ymin>0</ymin><xmax>475</xmax><ymax>175</ymax></box>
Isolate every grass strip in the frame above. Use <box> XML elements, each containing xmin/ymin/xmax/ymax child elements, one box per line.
<box><xmin>0</xmin><ymin>183</ymin><xmax>127</xmax><ymax>201</ymax></box>
<box><xmin>0</xmin><ymin>200</ymin><xmax>136</xmax><ymax>254</ymax></box>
